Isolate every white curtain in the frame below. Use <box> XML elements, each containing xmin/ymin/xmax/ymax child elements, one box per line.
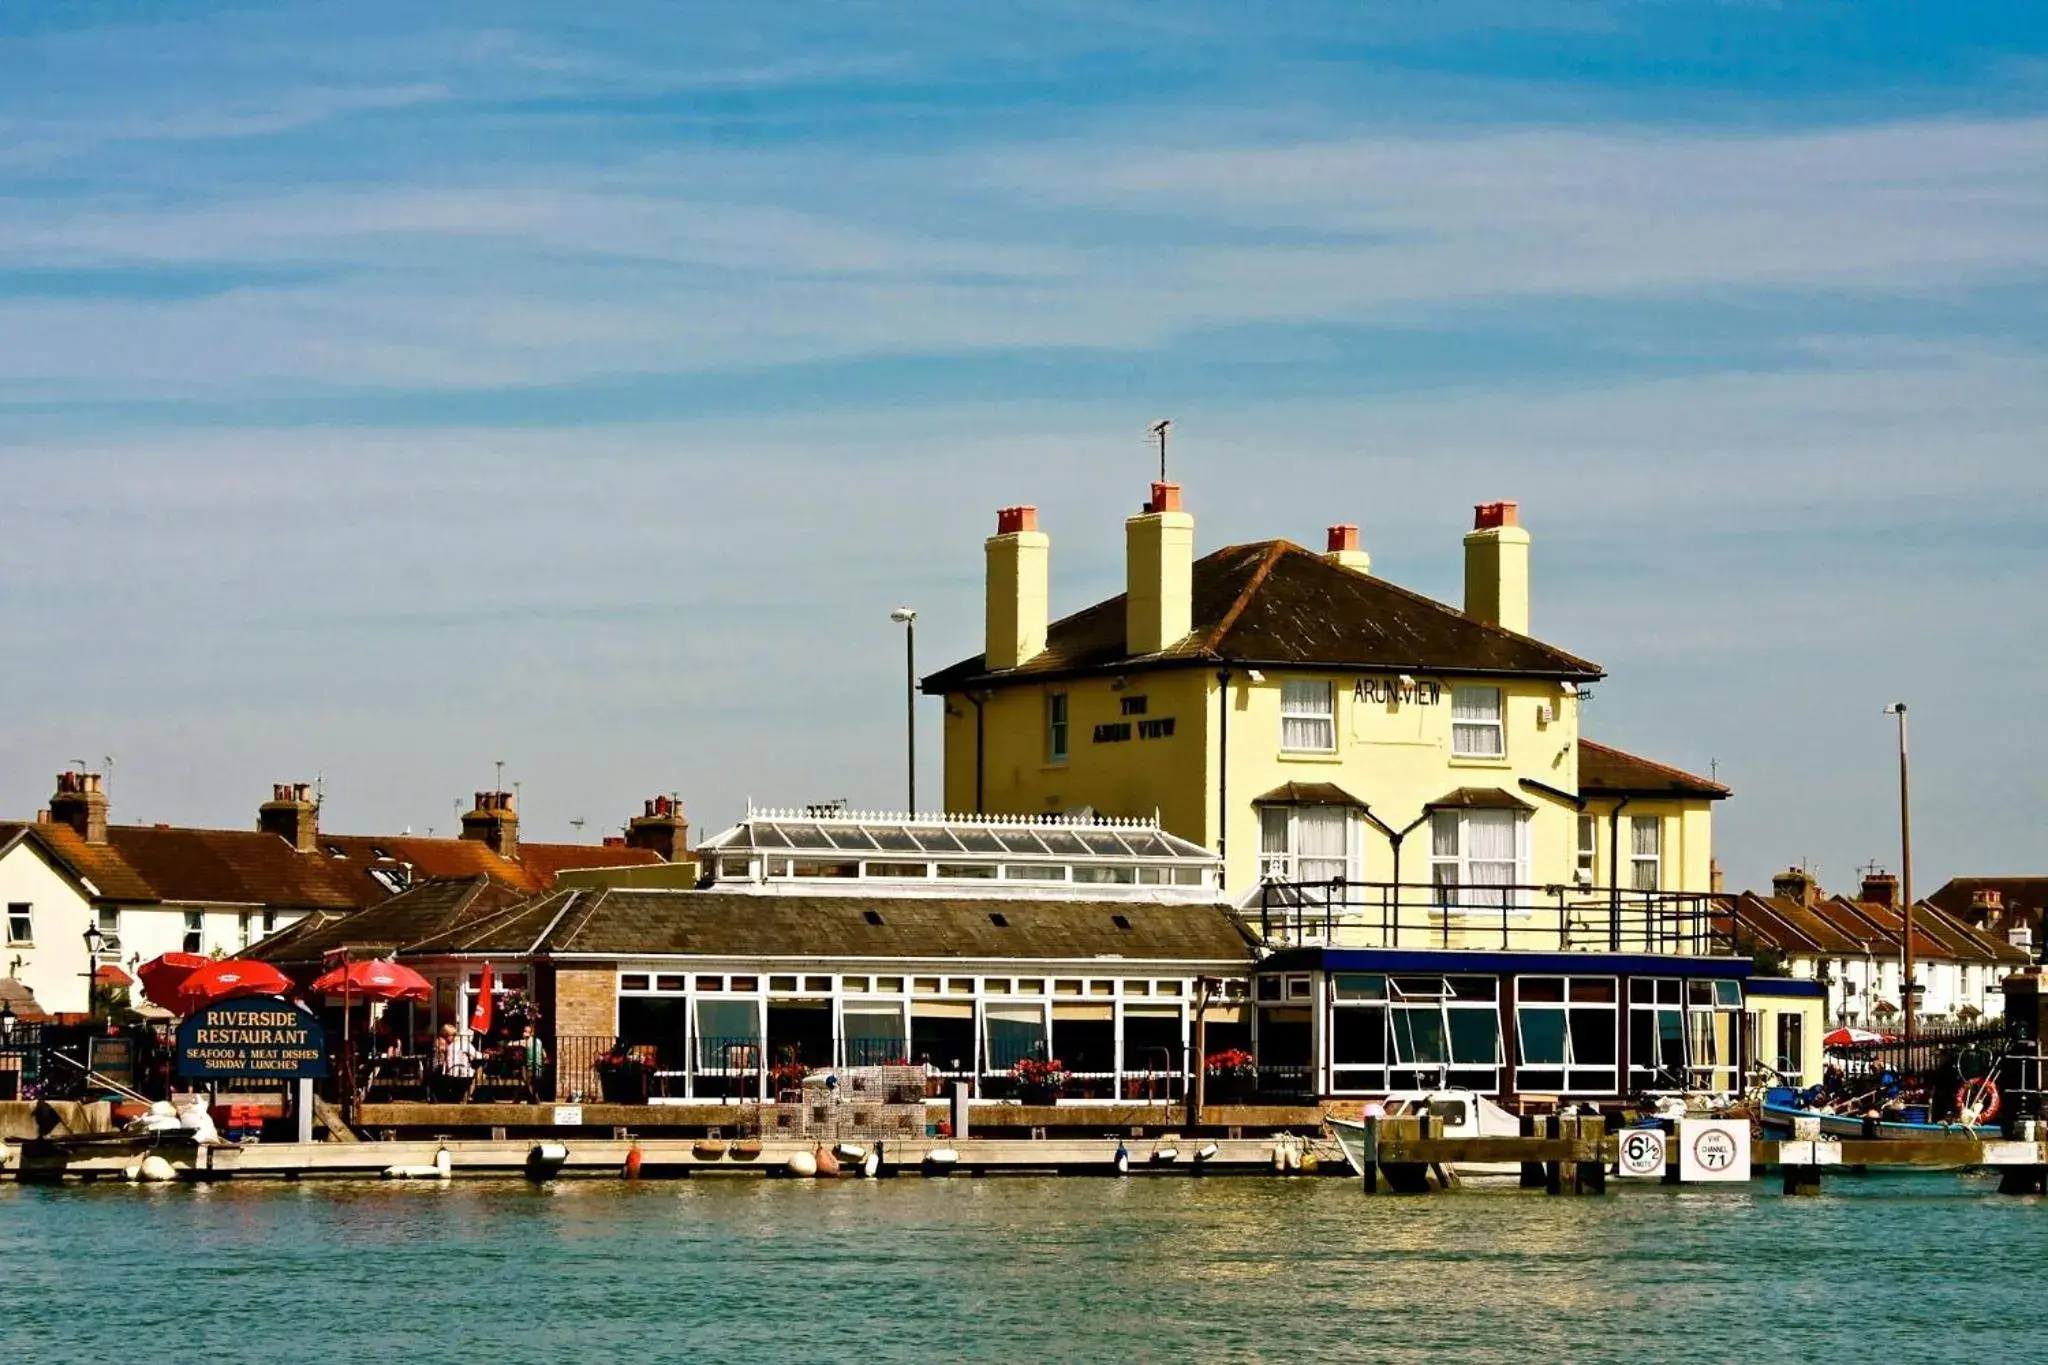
<box><xmin>1281</xmin><ymin>680</ymin><xmax>1334</xmax><ymax>751</ymax></box>
<box><xmin>1297</xmin><ymin>807</ymin><xmax>1349</xmax><ymax>884</ymax></box>
<box><xmin>1451</xmin><ymin>686</ymin><xmax>1504</xmax><ymax>757</ymax></box>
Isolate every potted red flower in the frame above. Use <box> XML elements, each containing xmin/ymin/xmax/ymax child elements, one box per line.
<box><xmin>1011</xmin><ymin>1055</ymin><xmax>1070</xmax><ymax>1105</ymax></box>
<box><xmin>1204</xmin><ymin>1048</ymin><xmax>1257</xmax><ymax>1103</ymax></box>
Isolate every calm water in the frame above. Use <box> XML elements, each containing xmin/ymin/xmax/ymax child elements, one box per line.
<box><xmin>3</xmin><ymin>1173</ymin><xmax>2042</xmax><ymax>1362</ymax></box>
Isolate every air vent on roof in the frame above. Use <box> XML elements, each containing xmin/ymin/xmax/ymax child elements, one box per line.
<box><xmin>989</xmin><ymin>912</ymin><xmax>1009</xmax><ymax>928</ymax></box>
<box><xmin>1111</xmin><ymin>914</ymin><xmax>1132</xmax><ymax>930</ymax></box>
<box><xmin>864</xmin><ymin>909</ymin><xmax>884</xmax><ymax>926</ymax></box>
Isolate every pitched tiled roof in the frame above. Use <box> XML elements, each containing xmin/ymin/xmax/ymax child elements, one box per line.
<box><xmin>247</xmin><ymin>877</ymin><xmax>536</xmax><ymax>966</ymax></box>
<box><xmin>923</xmin><ymin>540</ymin><xmax>1602</xmax><ymax>692</ymax></box>
<box><xmin>1928</xmin><ymin>877</ymin><xmax>2048</xmax><ymax>927</ymax></box>
<box><xmin>433</xmin><ymin>890</ymin><xmax>1259</xmax><ymax>963</ymax></box>
<box><xmin>0</xmin><ymin>977</ymin><xmax>54</xmax><ymax>1023</ymax></box>
<box><xmin>1251</xmin><ymin>781</ymin><xmax>1368</xmax><ymax>807</ymax></box>
<box><xmin>1727</xmin><ymin>892</ymin><xmax>2027</xmax><ymax>965</ymax></box>
<box><xmin>1579</xmin><ymin>740</ymin><xmax>1729</xmax><ymax>801</ymax></box>
<box><xmin>318</xmin><ymin>835</ymin><xmax>662</xmax><ymax>895</ymax></box>
<box><xmin>1</xmin><ymin>819</ymin><xmax>665</xmax><ymax>911</ymax></box>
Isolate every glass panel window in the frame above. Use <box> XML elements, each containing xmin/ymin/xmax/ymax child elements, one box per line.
<box><xmin>1451</xmin><ymin>685</ymin><xmax>1504</xmax><ymax>758</ymax></box>
<box><xmin>1431</xmin><ymin>810</ymin><xmax>1525</xmax><ymax>913</ymax></box>
<box><xmin>182</xmin><ymin>910</ymin><xmax>203</xmax><ymax>955</ymax></box>
<box><xmin>1630</xmin><ymin>816</ymin><xmax>1662</xmax><ymax>891</ymax></box>
<box><xmin>1515</xmin><ymin>976</ymin><xmax>1618</xmax><ymax>1095</ymax></box>
<box><xmin>5</xmin><ymin>903</ymin><xmax>31</xmax><ymax>944</ymax></box>
<box><xmin>1258</xmin><ymin>805</ymin><xmax>1358</xmax><ymax>885</ymax></box>
<box><xmin>1576</xmin><ymin>815</ymin><xmax>1597</xmax><ymax>886</ymax></box>
<box><xmin>1047</xmin><ymin>693</ymin><xmax>1069</xmax><ymax>764</ymax></box>
<box><xmin>1775</xmin><ymin>1013</ymin><xmax>1805</xmax><ymax>1084</ymax></box>
<box><xmin>1280</xmin><ymin>680</ymin><xmax>1335</xmax><ymax>753</ymax></box>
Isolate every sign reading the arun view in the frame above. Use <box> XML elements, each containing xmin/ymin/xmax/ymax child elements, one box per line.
<box><xmin>1094</xmin><ymin>694</ymin><xmax>1177</xmax><ymax>744</ymax></box>
<box><xmin>176</xmin><ymin>997</ymin><xmax>328</xmax><ymax>1080</ymax></box>
<box><xmin>1354</xmin><ymin>677</ymin><xmax>1443</xmax><ymax>706</ymax></box>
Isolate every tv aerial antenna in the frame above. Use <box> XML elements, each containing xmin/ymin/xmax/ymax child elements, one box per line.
<box><xmin>1149</xmin><ymin>419</ymin><xmax>1171</xmax><ymax>481</ymax></box>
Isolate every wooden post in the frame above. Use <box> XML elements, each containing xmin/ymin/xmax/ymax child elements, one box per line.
<box><xmin>1519</xmin><ymin>1111</ymin><xmax>1546</xmax><ymax>1189</ymax></box>
<box><xmin>1360</xmin><ymin>1115</ymin><xmax>1379</xmax><ymax>1195</ymax></box>
<box><xmin>1574</xmin><ymin>1114</ymin><xmax>1607</xmax><ymax>1194</ymax></box>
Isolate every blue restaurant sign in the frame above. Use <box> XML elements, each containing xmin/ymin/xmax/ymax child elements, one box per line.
<box><xmin>176</xmin><ymin>997</ymin><xmax>328</xmax><ymax>1081</ymax></box>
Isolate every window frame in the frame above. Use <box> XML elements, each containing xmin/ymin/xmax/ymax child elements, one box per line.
<box><xmin>1630</xmin><ymin>815</ymin><xmax>1662</xmax><ymax>892</ymax></box>
<box><xmin>1575</xmin><ymin>815</ymin><xmax>1597</xmax><ymax>887</ymax></box>
<box><xmin>1045</xmin><ymin>692</ymin><xmax>1069</xmax><ymax>765</ymax></box>
<box><xmin>1428</xmin><ymin>809</ymin><xmax>1530</xmax><ymax>914</ymax></box>
<box><xmin>1511</xmin><ymin>975</ymin><xmax>1619</xmax><ymax>1096</ymax></box>
<box><xmin>1279</xmin><ymin>679</ymin><xmax>1337</xmax><ymax>754</ymax></box>
<box><xmin>1256</xmin><ymin>804</ymin><xmax>1361</xmax><ymax>886</ymax></box>
<box><xmin>1450</xmin><ymin>685</ymin><xmax>1505</xmax><ymax>759</ymax></box>
<box><xmin>182</xmin><ymin>909</ymin><xmax>204</xmax><ymax>955</ymax></box>
<box><xmin>5</xmin><ymin>902</ymin><xmax>32</xmax><ymax>946</ymax></box>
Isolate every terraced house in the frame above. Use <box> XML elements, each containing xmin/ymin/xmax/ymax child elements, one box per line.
<box><xmin>0</xmin><ymin>774</ymin><xmax>671</xmax><ymax>1016</ymax></box>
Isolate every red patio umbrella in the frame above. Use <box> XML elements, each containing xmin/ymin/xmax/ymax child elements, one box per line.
<box><xmin>175</xmin><ymin>958</ymin><xmax>295</xmax><ymax>1012</ymax></box>
<box><xmin>469</xmin><ymin>962</ymin><xmax>494</xmax><ymax>1035</ymax></box>
<box><xmin>312</xmin><ymin>959</ymin><xmax>431</xmax><ymax>1002</ymax></box>
<box><xmin>1822</xmin><ymin>1026</ymin><xmax>1889</xmax><ymax>1048</ymax></box>
<box><xmin>137</xmin><ymin>952</ymin><xmax>213</xmax><ymax>1011</ymax></box>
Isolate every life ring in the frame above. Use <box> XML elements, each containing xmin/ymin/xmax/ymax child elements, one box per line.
<box><xmin>1957</xmin><ymin>1077</ymin><xmax>2001</xmax><ymax>1125</ymax></box>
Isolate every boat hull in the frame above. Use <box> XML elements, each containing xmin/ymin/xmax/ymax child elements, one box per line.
<box><xmin>1759</xmin><ymin>1100</ymin><xmax>1990</xmax><ymax>1141</ymax></box>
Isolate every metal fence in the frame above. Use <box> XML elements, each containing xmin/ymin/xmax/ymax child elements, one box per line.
<box><xmin>1253</xmin><ymin>879</ymin><xmax>1733</xmax><ymax>955</ymax></box>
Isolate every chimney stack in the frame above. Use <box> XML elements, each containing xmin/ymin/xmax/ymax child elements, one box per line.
<box><xmin>258</xmin><ymin>782</ymin><xmax>321</xmax><ymax>854</ymax></box>
<box><xmin>1772</xmin><ymin>867</ymin><xmax>1819</xmax><ymax>908</ymax></box>
<box><xmin>1463</xmin><ymin>501</ymin><xmax>1531</xmax><ymax>636</ymax></box>
<box><xmin>1125</xmin><ymin>482</ymin><xmax>1194</xmax><ymax>656</ymax></box>
<box><xmin>1859</xmin><ymin>871</ymin><xmax>1899</xmax><ymax>909</ymax></box>
<box><xmin>984</xmin><ymin>505</ymin><xmax>1050</xmax><ymax>671</ymax></box>
<box><xmin>627</xmin><ymin>794</ymin><xmax>690</xmax><ymax>862</ymax></box>
<box><xmin>48</xmin><ymin>771</ymin><xmax>109</xmax><ymax>844</ymax></box>
<box><xmin>461</xmin><ymin>790</ymin><xmax>519</xmax><ymax>860</ymax></box>
<box><xmin>1971</xmin><ymin>887</ymin><xmax>2005</xmax><ymax>928</ymax></box>
<box><xmin>1324</xmin><ymin>524</ymin><xmax>1371</xmax><ymax>575</ymax></box>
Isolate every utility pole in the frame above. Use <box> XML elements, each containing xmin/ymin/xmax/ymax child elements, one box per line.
<box><xmin>891</xmin><ymin>609</ymin><xmax>918</xmax><ymax>813</ymax></box>
<box><xmin>1885</xmin><ymin>704</ymin><xmax>1915</xmax><ymax>1045</ymax></box>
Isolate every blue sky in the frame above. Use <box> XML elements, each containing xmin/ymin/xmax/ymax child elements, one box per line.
<box><xmin>1</xmin><ymin>1</ymin><xmax>2043</xmax><ymax>894</ymax></box>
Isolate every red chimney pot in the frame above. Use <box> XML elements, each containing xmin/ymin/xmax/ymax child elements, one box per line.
<box><xmin>995</xmin><ymin>505</ymin><xmax>1039</xmax><ymax>535</ymax></box>
<box><xmin>1145</xmin><ymin>482</ymin><xmax>1183</xmax><ymax>514</ymax></box>
<box><xmin>1327</xmin><ymin>524</ymin><xmax>1359</xmax><ymax>552</ymax></box>
<box><xmin>1473</xmin><ymin>500</ymin><xmax>1519</xmax><ymax>530</ymax></box>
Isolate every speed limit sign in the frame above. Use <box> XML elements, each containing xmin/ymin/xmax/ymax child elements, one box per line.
<box><xmin>1617</xmin><ymin>1127</ymin><xmax>1666</xmax><ymax>1179</ymax></box>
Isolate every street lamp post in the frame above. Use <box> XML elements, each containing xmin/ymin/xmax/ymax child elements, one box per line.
<box><xmin>891</xmin><ymin>608</ymin><xmax>918</xmax><ymax>813</ymax></box>
<box><xmin>81</xmin><ymin>924</ymin><xmax>104</xmax><ymax>1019</ymax></box>
<box><xmin>1884</xmin><ymin>703</ymin><xmax>1915</xmax><ymax>1046</ymax></box>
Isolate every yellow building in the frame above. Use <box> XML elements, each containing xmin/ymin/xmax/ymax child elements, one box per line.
<box><xmin>924</xmin><ymin>484</ymin><xmax>1728</xmax><ymax>955</ymax></box>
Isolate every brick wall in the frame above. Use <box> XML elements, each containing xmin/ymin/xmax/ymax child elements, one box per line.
<box><xmin>550</xmin><ymin>963</ymin><xmax>617</xmax><ymax>1102</ymax></box>
<box><xmin>552</xmin><ymin>964</ymin><xmax>617</xmax><ymax>1036</ymax></box>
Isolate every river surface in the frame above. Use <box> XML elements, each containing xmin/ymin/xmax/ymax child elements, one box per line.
<box><xmin>3</xmin><ymin>1173</ymin><xmax>2041</xmax><ymax>1362</ymax></box>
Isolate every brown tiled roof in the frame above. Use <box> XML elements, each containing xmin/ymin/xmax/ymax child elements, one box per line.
<box><xmin>1251</xmin><ymin>781</ymin><xmax>1368</xmax><ymax>807</ymax></box>
<box><xmin>1928</xmin><ymin>877</ymin><xmax>2048</xmax><ymax>927</ymax></box>
<box><xmin>319</xmin><ymin>835</ymin><xmax>661</xmax><ymax>895</ymax></box>
<box><xmin>1579</xmin><ymin>740</ymin><xmax>1729</xmax><ymax>801</ymax></box>
<box><xmin>1720</xmin><ymin>894</ymin><xmax>1867</xmax><ymax>956</ymax></box>
<box><xmin>0</xmin><ymin>977</ymin><xmax>53</xmax><ymax>1024</ymax></box>
<box><xmin>246</xmin><ymin>877</ymin><xmax>532</xmax><ymax>966</ymax></box>
<box><xmin>534</xmin><ymin>892</ymin><xmax>1257</xmax><ymax>963</ymax></box>
<box><xmin>1</xmin><ymin>819</ymin><xmax>664</xmax><ymax>911</ymax></box>
<box><xmin>1429</xmin><ymin>786</ymin><xmax>1537</xmax><ymax>812</ymax></box>
<box><xmin>922</xmin><ymin>540</ymin><xmax>1602</xmax><ymax>692</ymax></box>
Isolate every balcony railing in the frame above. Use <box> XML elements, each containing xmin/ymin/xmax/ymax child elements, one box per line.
<box><xmin>1252</xmin><ymin>878</ymin><xmax>1735</xmax><ymax>956</ymax></box>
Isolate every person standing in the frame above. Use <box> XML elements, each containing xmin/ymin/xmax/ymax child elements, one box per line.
<box><xmin>434</xmin><ymin>1023</ymin><xmax>476</xmax><ymax>1102</ymax></box>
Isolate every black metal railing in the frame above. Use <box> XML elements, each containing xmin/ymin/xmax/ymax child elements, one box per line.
<box><xmin>1254</xmin><ymin>878</ymin><xmax>1735</xmax><ymax>956</ymax></box>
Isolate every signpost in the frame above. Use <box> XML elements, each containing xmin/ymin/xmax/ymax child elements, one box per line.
<box><xmin>176</xmin><ymin>997</ymin><xmax>327</xmax><ymax>1082</ymax></box>
<box><xmin>1677</xmin><ymin>1117</ymin><xmax>1751</xmax><ymax>1183</ymax></box>
<box><xmin>1617</xmin><ymin>1127</ymin><xmax>1667</xmax><ymax>1180</ymax></box>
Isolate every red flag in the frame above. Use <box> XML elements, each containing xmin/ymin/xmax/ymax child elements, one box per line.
<box><xmin>469</xmin><ymin>963</ymin><xmax>494</xmax><ymax>1035</ymax></box>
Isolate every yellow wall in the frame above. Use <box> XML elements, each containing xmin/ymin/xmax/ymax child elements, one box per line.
<box><xmin>1749</xmin><ymin>991</ymin><xmax>1826</xmax><ymax>1086</ymax></box>
<box><xmin>944</xmin><ymin>665</ymin><xmax>1717</xmax><ymax>911</ymax></box>
<box><xmin>943</xmin><ymin>670</ymin><xmax>1214</xmax><ymax>839</ymax></box>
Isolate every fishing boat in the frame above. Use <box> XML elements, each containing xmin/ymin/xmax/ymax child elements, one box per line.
<box><xmin>1326</xmin><ymin>1088</ymin><xmax>1524</xmax><ymax>1180</ymax></box>
<box><xmin>1758</xmin><ymin>1093</ymin><xmax>1992</xmax><ymax>1141</ymax></box>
